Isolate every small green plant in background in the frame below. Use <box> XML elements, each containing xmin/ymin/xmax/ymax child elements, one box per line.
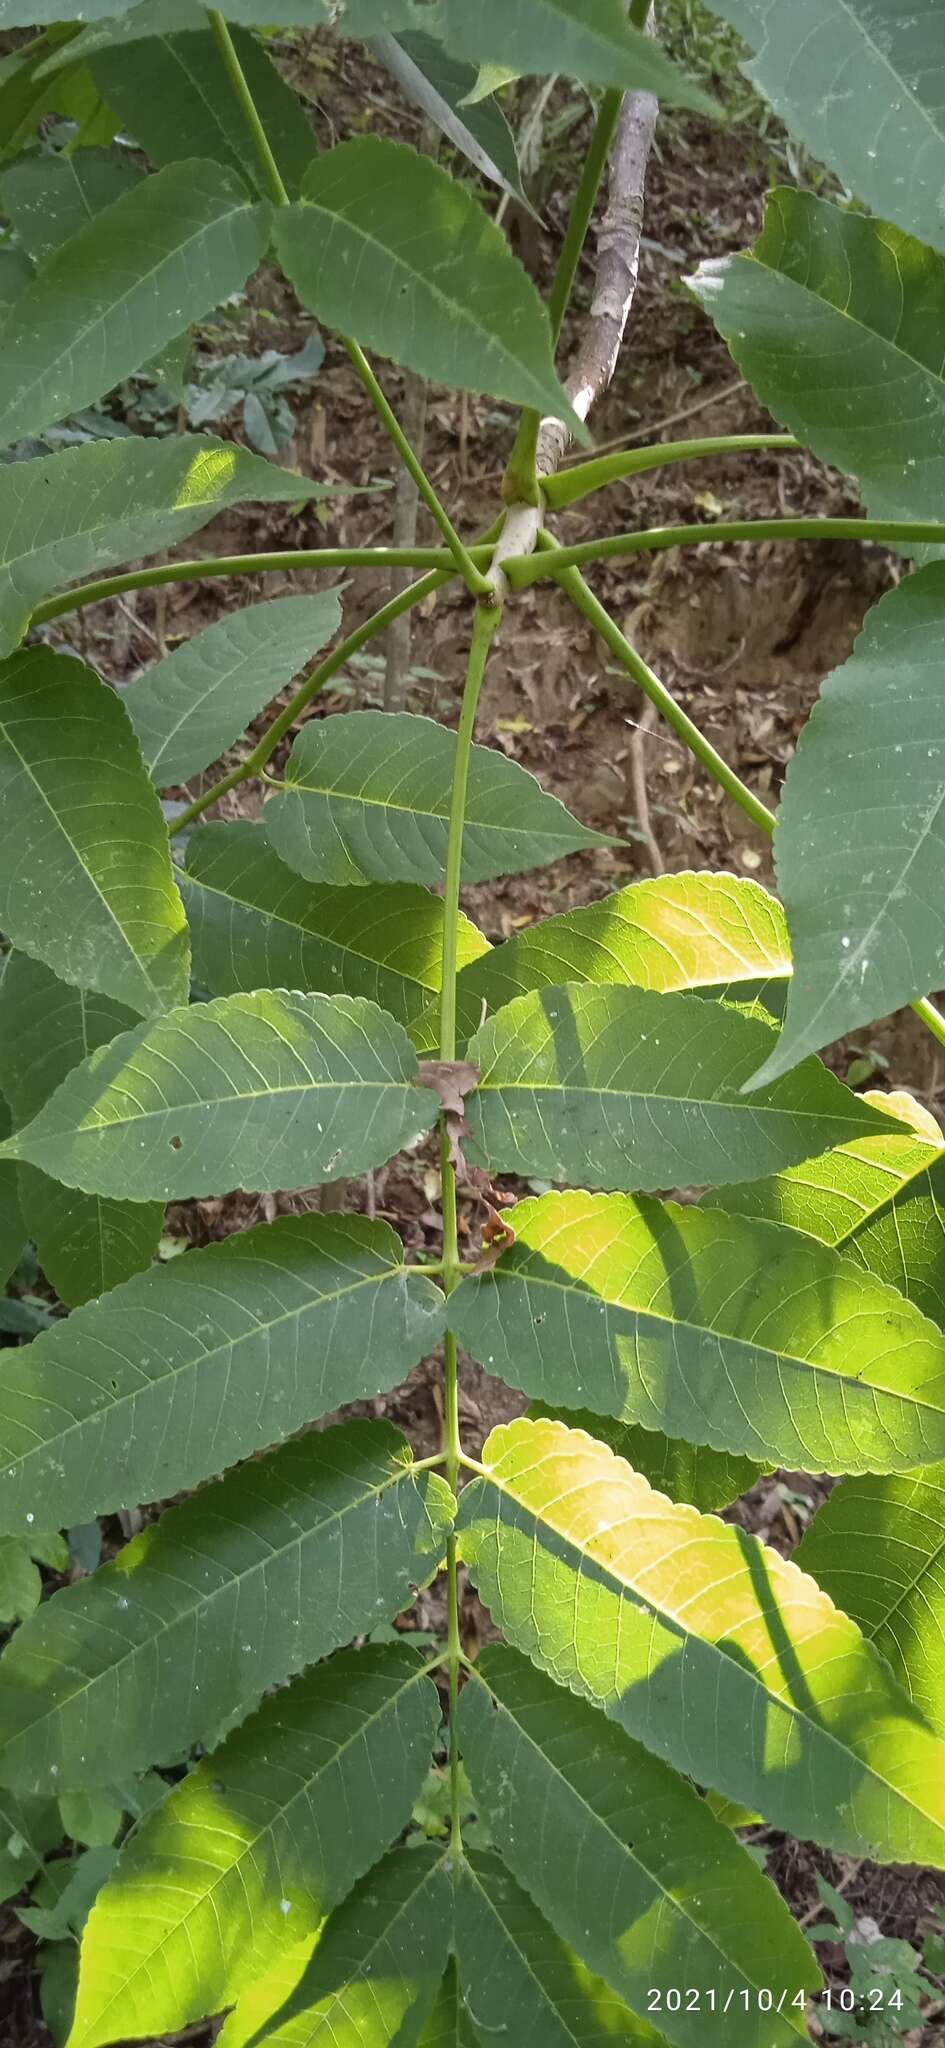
<box><xmin>0</xmin><ymin>4</ymin><xmax>943</xmax><ymax>2047</ymax></box>
<box><xmin>142</xmin><ymin>330</ymin><xmax>326</xmax><ymax>453</ymax></box>
<box><xmin>808</xmin><ymin>1879</ymin><xmax>944</xmax><ymax>2046</ymax></box>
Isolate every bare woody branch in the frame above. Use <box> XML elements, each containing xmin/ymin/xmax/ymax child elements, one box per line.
<box><xmin>536</xmin><ymin>68</ymin><xmax>659</xmax><ymax>480</ymax></box>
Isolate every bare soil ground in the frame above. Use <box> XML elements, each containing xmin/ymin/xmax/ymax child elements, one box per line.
<box><xmin>3</xmin><ymin>22</ymin><xmax>945</xmax><ymax>2046</ymax></box>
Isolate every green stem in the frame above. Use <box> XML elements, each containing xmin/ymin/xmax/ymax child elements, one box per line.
<box><xmin>29</xmin><ymin>545</ymin><xmax>493</xmax><ymax>632</ymax></box>
<box><xmin>546</xmin><ymin>0</ymin><xmax>650</xmax><ymax>341</ymax></box>
<box><xmin>542</xmin><ymin>433</ymin><xmax>800</xmax><ymax>511</ymax></box>
<box><xmin>443</xmin><ymin>1395</ymin><xmax>463</xmax><ymax>1858</ymax></box>
<box><xmin>438</xmin><ymin>600</ymin><xmax>502</xmax><ymax>1860</ymax></box>
<box><xmin>168</xmin><ymin>516</ymin><xmax>504</xmax><ymax>831</ymax></box>
<box><xmin>506</xmin><ymin>516</ymin><xmax>945</xmax><ymax>586</ymax></box>
<box><xmin>206</xmin><ymin>9</ymin><xmax>291</xmax><ymax>205</ymax></box>
<box><xmin>558</xmin><ymin>553</ymin><xmax>945</xmax><ymax>1051</ymax></box>
<box><xmin>556</xmin><ymin>553</ymin><xmax>774</xmax><ymax>835</ymax></box>
<box><xmin>344</xmin><ymin>340</ymin><xmax>492</xmax><ymax>599</ymax></box>
<box><xmin>503</xmin><ymin>0</ymin><xmax>650</xmax><ymax>507</ymax></box>
<box><xmin>439</xmin><ymin>603</ymin><xmax>503</xmax><ymax>1064</ymax></box>
<box><xmin>913</xmin><ymin>996</ymin><xmax>945</xmax><ymax>1048</ymax></box>
<box><xmin>171</xmin><ymin>565</ymin><xmax>453</xmax><ymax>831</ymax></box>
<box><xmin>548</xmin><ymin>92</ymin><xmax>624</xmax><ymax>350</ymax></box>
<box><xmin>206</xmin><ymin>7</ymin><xmax>485</xmax><ymax>600</ymax></box>
<box><xmin>503</xmin><ymin>90</ymin><xmax>623</xmax><ymax>507</ymax></box>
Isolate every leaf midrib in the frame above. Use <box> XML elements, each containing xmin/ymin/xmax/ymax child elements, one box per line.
<box><xmin>277</xmin><ymin>774</ymin><xmax>584</xmax><ymax>846</ymax></box>
<box><xmin>807</xmin><ymin>811</ymin><xmax>945</xmax><ymax>1054</ymax></box>
<box><xmin>475</xmin><ymin>1071</ymin><xmax>865</xmax><ymax>1124</ymax></box>
<box><xmin>751</xmin><ymin>216</ymin><xmax>945</xmax><ymax>392</ymax></box>
<box><xmin>285</xmin><ymin>184</ymin><xmax>550</xmax><ymax>406</ymax></box>
<box><xmin>750</xmin><ymin>1139</ymin><xmax>944</xmax><ymax>1249</ymax></box>
<box><xmin>466</xmin><ymin>927</ymin><xmax>791</xmax><ymax>995</ymax></box>
<box><xmin>475</xmin><ymin>1258</ymin><xmax>945</xmax><ymax>1423</ymax></box>
<box><xmin>15</xmin><ymin>1070</ymin><xmax>429</xmax><ymax>1158</ymax></box>
<box><xmin>460</xmin><ymin>1858</ymin><xmax>589</xmax><ymax>2048</ymax></box>
<box><xmin>4</xmin><ymin>1453</ymin><xmax>431</xmax><ymax>1766</ymax></box>
<box><xmin>466</xmin><ymin>1665</ymin><xmax>795</xmax><ymax>2013</ymax></box>
<box><xmin>0</xmin><ymin>453</ymin><xmax>272</xmax><ymax>589</ymax></box>
<box><xmin>836</xmin><ymin>1156</ymin><xmax>943</xmax><ymax>1248</ymax></box>
<box><xmin>158</xmin><ymin>33</ymin><xmax>250</xmax><ymax>168</ymax></box>
<box><xmin>174</xmin><ymin>862</ymin><xmax>440</xmax><ymax>996</ymax></box>
<box><xmin>463</xmin><ymin>0</ymin><xmax>650</xmax><ymax>75</ymax></box>
<box><xmin>830</xmin><ymin>0</ymin><xmax>944</xmax><ymax>154</ymax></box>
<box><xmin>0</xmin><ymin>178</ymin><xmax>261</xmax><ymax>437</ymax></box>
<box><xmin>0</xmin><ymin>708</ymin><xmax>163</xmax><ymax>1011</ymax></box>
<box><xmin>143</xmin><ymin>649</ymin><xmax>260</xmax><ymax>780</ymax></box>
<box><xmin>86</xmin><ymin>1658</ymin><xmax>433</xmax><ymax>2032</ymax></box>
<box><xmin>141</xmin><ymin>599</ymin><xmax>338</xmax><ymax>780</ymax></box>
<box><xmin>4</xmin><ymin>1261</ymin><xmax>424</xmax><ymax>1483</ymax></box>
<box><xmin>857</xmin><ymin>1525</ymin><xmax>945</xmax><ymax>1642</ymax></box>
<box><xmin>809</xmin><ymin>1475</ymin><xmax>945</xmax><ymax>1641</ymax></box>
<box><xmin>478</xmin><ymin>1469</ymin><xmax>945</xmax><ymax>1839</ymax></box>
<box><xmin>301</xmin><ymin>1852</ymin><xmax>448</xmax><ymax>2042</ymax></box>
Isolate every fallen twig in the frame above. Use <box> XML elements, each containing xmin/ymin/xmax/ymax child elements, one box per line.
<box><xmin>536</xmin><ymin>23</ymin><xmax>660</xmax><ymax>480</ymax></box>
<box><xmin>628</xmin><ymin>697</ymin><xmax>664</xmax><ymax>873</ymax></box>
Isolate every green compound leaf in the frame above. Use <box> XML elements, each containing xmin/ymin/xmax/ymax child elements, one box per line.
<box><xmin>70</xmin><ymin>1644</ymin><xmax>440</xmax><ymax>2048</ymax></box>
<box><xmin>453</xmin><ymin>1850</ymin><xmax>662</xmax><ymax>2048</ymax></box>
<box><xmin>0</xmin><ymin>649</ymin><xmax>190</xmax><ymax>1019</ymax></box>
<box><xmin>274</xmin><ymin>139</ymin><xmax>586</xmax><ymax>433</ymax></box>
<box><xmin>0</xmin><ymin>159</ymin><xmax>269</xmax><ymax>450</ymax></box>
<box><xmin>0</xmin><ymin>146</ymin><xmax>140</xmax><ymax>267</ymax></box>
<box><xmin>448</xmin><ymin>1188</ymin><xmax>945</xmax><ymax>1473</ymax></box>
<box><xmin>0</xmin><ymin>952</ymin><xmax>163</xmax><ymax>1307</ymax></box>
<box><xmin>0</xmin><ymin>1419</ymin><xmax>453</xmax><ymax>1794</ymax></box>
<box><xmin>90</xmin><ymin>25</ymin><xmax>315</xmax><ymax>198</ymax></box>
<box><xmin>179</xmin><ymin>821</ymin><xmax>489</xmax><ymax>1049</ymax></box>
<box><xmin>745</xmin><ymin>571</ymin><xmax>945</xmax><ymax>1082</ymax></box>
<box><xmin>0</xmin><ymin>937</ymin><xmax>131</xmax><ymax>1108</ymax></box>
<box><xmin>458</xmin><ymin>1647</ymin><xmax>819</xmax><ymax>2047</ymax></box>
<box><xmin>245</xmin><ymin>1844</ymin><xmax>452</xmax><ymax>2048</ymax></box>
<box><xmin>454</xmin><ymin>868</ymin><xmax>791</xmax><ymax>1043</ymax></box>
<box><xmin>442</xmin><ymin>0</ymin><xmax>715</xmax><ymax>113</ymax></box>
<box><xmin>265</xmin><ymin>711</ymin><xmax>611</xmax><ymax>889</ymax></box>
<box><xmin>690</xmin><ymin>190</ymin><xmax>945</xmax><ymax>529</ymax></box>
<box><xmin>526</xmin><ymin>1403</ymin><xmax>765</xmax><ymax>1513</ymax></box>
<box><xmin>797</xmin><ymin>1466</ymin><xmax>945</xmax><ymax>1740</ymax></box>
<box><xmin>0</xmin><ymin>991</ymin><xmax>439</xmax><ymax>1201</ymax></box>
<box><xmin>463</xmin><ymin>983</ymin><xmax>895</xmax><ymax>1190</ymax></box>
<box><xmin>457</xmin><ymin>1415</ymin><xmax>945</xmax><ymax>1865</ymax></box>
<box><xmin>0</xmin><ymin>1209</ymin><xmax>445</xmax><ymax>1538</ymax></box>
<box><xmin>705</xmin><ymin>1090</ymin><xmax>945</xmax><ymax>1329</ymax></box>
<box><xmin>702</xmin><ymin>0</ymin><xmax>945</xmax><ymax>256</ymax></box>
<box><xmin>125</xmin><ymin>593</ymin><xmax>343</xmax><ymax>789</ymax></box>
<box><xmin>0</xmin><ymin>434</ymin><xmax>341</xmax><ymax>658</ymax></box>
